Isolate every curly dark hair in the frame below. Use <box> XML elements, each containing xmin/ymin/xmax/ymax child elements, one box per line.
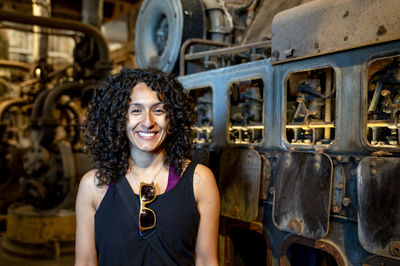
<box><xmin>82</xmin><ymin>68</ymin><xmax>197</xmax><ymax>185</ymax></box>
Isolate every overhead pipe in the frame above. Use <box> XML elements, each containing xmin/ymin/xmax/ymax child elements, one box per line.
<box><xmin>82</xmin><ymin>0</ymin><xmax>104</xmax><ymax>29</ymax></box>
<box><xmin>0</xmin><ymin>9</ymin><xmax>110</xmax><ymax>63</ymax></box>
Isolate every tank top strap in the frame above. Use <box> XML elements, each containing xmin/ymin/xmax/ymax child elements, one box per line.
<box><xmin>165</xmin><ymin>162</ymin><xmax>197</xmax><ymax>193</ymax></box>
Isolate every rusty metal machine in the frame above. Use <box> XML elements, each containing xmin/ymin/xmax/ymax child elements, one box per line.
<box><xmin>135</xmin><ymin>0</ymin><xmax>400</xmax><ymax>265</ymax></box>
<box><xmin>0</xmin><ymin>0</ymin><xmax>112</xmax><ymax>258</ymax></box>
<box><xmin>0</xmin><ymin>0</ymin><xmax>399</xmax><ymax>264</ymax></box>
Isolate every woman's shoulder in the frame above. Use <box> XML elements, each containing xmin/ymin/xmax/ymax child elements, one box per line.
<box><xmin>192</xmin><ymin>162</ymin><xmax>214</xmax><ymax>178</ymax></box>
<box><xmin>79</xmin><ymin>169</ymin><xmax>101</xmax><ymax>189</ymax></box>
<box><xmin>190</xmin><ymin>161</ymin><xmax>219</xmax><ymax>204</ymax></box>
<box><xmin>78</xmin><ymin>169</ymin><xmax>108</xmax><ymax>210</ymax></box>
<box><xmin>191</xmin><ymin>162</ymin><xmax>216</xmax><ymax>188</ymax></box>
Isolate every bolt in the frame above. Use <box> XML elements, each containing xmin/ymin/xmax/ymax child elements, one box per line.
<box><xmin>288</xmin><ymin>218</ymin><xmax>302</xmax><ymax>233</ymax></box>
<box><xmin>231</xmin><ymin>205</ymin><xmax>239</xmax><ymax>217</ymax></box>
<box><xmin>337</xmin><ymin>183</ymin><xmax>344</xmax><ymax>190</ymax></box>
<box><xmin>337</xmin><ymin>155</ymin><xmax>343</xmax><ymax>161</ymax></box>
<box><xmin>370</xmin><ymin>160</ymin><xmax>376</xmax><ymax>167</ymax></box>
<box><xmin>269</xmin><ymin>186</ymin><xmax>275</xmax><ymax>194</ymax></box>
<box><xmin>332</xmin><ymin>206</ymin><xmax>340</xmax><ymax>213</ymax></box>
<box><xmin>371</xmin><ymin>169</ymin><xmax>376</xmax><ymax>175</ymax></box>
<box><xmin>343</xmin><ymin>197</ymin><xmax>351</xmax><ymax>207</ymax></box>
<box><xmin>284</xmin><ymin>49</ymin><xmax>294</xmax><ymax>58</ymax></box>
<box><xmin>389</xmin><ymin>241</ymin><xmax>400</xmax><ymax>256</ymax></box>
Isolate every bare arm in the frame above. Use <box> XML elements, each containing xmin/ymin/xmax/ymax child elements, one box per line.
<box><xmin>193</xmin><ymin>164</ymin><xmax>220</xmax><ymax>266</ymax></box>
<box><xmin>75</xmin><ymin>170</ymin><xmax>102</xmax><ymax>266</ymax></box>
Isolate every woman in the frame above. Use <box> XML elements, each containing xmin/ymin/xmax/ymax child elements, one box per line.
<box><xmin>75</xmin><ymin>68</ymin><xmax>220</xmax><ymax>266</ymax></box>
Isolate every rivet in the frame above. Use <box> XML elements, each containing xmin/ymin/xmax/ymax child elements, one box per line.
<box><xmin>332</xmin><ymin>206</ymin><xmax>340</xmax><ymax>213</ymax></box>
<box><xmin>342</xmin><ymin>197</ymin><xmax>351</xmax><ymax>207</ymax></box>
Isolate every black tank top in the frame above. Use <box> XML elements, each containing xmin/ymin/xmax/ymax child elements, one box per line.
<box><xmin>95</xmin><ymin>162</ymin><xmax>200</xmax><ymax>266</ymax></box>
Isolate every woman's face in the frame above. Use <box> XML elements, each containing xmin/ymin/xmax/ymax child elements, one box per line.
<box><xmin>125</xmin><ymin>82</ymin><xmax>168</xmax><ymax>153</ymax></box>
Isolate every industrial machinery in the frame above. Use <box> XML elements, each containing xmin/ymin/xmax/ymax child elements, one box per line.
<box><xmin>0</xmin><ymin>0</ymin><xmax>399</xmax><ymax>265</ymax></box>
<box><xmin>0</xmin><ymin>0</ymin><xmax>113</xmax><ymax>258</ymax></box>
<box><xmin>135</xmin><ymin>0</ymin><xmax>400</xmax><ymax>265</ymax></box>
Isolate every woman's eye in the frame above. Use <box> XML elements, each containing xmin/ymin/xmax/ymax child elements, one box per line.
<box><xmin>131</xmin><ymin>109</ymin><xmax>141</xmax><ymax>114</ymax></box>
<box><xmin>154</xmin><ymin>108</ymin><xmax>165</xmax><ymax>114</ymax></box>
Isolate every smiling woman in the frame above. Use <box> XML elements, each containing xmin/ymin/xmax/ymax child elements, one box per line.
<box><xmin>125</xmin><ymin>83</ymin><xmax>169</xmax><ymax>153</ymax></box>
<box><xmin>75</xmin><ymin>68</ymin><xmax>220</xmax><ymax>266</ymax></box>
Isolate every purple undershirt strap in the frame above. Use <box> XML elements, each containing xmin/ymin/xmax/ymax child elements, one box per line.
<box><xmin>107</xmin><ymin>182</ymin><xmax>115</xmax><ymax>192</ymax></box>
<box><xmin>165</xmin><ymin>165</ymin><xmax>180</xmax><ymax>192</ymax></box>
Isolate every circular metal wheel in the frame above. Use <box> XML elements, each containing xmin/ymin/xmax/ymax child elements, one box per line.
<box><xmin>135</xmin><ymin>0</ymin><xmax>205</xmax><ymax>73</ymax></box>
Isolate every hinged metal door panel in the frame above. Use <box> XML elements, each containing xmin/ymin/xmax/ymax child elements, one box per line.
<box><xmin>273</xmin><ymin>151</ymin><xmax>333</xmax><ymax>239</ymax></box>
<box><xmin>218</xmin><ymin>148</ymin><xmax>261</xmax><ymax>222</ymax></box>
<box><xmin>358</xmin><ymin>157</ymin><xmax>400</xmax><ymax>260</ymax></box>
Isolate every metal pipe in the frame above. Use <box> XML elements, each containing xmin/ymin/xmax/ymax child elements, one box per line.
<box><xmin>42</xmin><ymin>82</ymin><xmax>85</xmax><ymax>120</ymax></box>
<box><xmin>0</xmin><ymin>59</ymin><xmax>32</xmax><ymax>72</ymax></box>
<box><xmin>201</xmin><ymin>0</ymin><xmax>226</xmax><ymax>42</ymax></box>
<box><xmin>32</xmin><ymin>0</ymin><xmax>51</xmax><ymax>63</ymax></box>
<box><xmin>179</xmin><ymin>38</ymin><xmax>230</xmax><ymax>75</ymax></box>
<box><xmin>0</xmin><ymin>98</ymin><xmax>28</xmax><ymax>121</ymax></box>
<box><xmin>82</xmin><ymin>0</ymin><xmax>104</xmax><ymax>28</ymax></box>
<box><xmin>368</xmin><ymin>81</ymin><xmax>383</xmax><ymax>113</ymax></box>
<box><xmin>367</xmin><ymin>120</ymin><xmax>400</xmax><ymax>128</ymax></box>
<box><xmin>184</xmin><ymin>40</ymin><xmax>271</xmax><ymax>61</ymax></box>
<box><xmin>30</xmin><ymin>89</ymin><xmax>51</xmax><ymax>122</ymax></box>
<box><xmin>286</xmin><ymin>121</ymin><xmax>335</xmax><ymax>129</ymax></box>
<box><xmin>35</xmin><ymin>82</ymin><xmax>85</xmax><ymax>146</ymax></box>
<box><xmin>324</xmin><ymin>69</ymin><xmax>332</xmax><ymax>139</ymax></box>
<box><xmin>0</xmin><ymin>28</ymin><xmax>8</xmax><ymax>60</ymax></box>
<box><xmin>0</xmin><ymin>9</ymin><xmax>109</xmax><ymax>62</ymax></box>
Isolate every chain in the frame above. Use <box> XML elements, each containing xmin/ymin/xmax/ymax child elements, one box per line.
<box><xmin>129</xmin><ymin>162</ymin><xmax>164</xmax><ymax>186</ymax></box>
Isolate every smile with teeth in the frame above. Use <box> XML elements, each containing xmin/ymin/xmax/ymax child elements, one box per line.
<box><xmin>137</xmin><ymin>131</ymin><xmax>157</xmax><ymax>137</ymax></box>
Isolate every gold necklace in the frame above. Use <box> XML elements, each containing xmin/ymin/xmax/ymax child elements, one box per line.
<box><xmin>130</xmin><ymin>162</ymin><xmax>164</xmax><ymax>187</ymax></box>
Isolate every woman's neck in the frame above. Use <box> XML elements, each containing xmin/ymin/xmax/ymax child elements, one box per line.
<box><xmin>129</xmin><ymin>148</ymin><xmax>165</xmax><ymax>170</ymax></box>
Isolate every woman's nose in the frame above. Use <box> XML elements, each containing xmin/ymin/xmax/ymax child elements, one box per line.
<box><xmin>142</xmin><ymin>111</ymin><xmax>155</xmax><ymax>128</ymax></box>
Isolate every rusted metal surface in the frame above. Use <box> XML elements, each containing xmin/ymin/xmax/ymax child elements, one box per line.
<box><xmin>357</xmin><ymin>156</ymin><xmax>400</xmax><ymax>260</ymax></box>
<box><xmin>220</xmin><ymin>216</ymin><xmax>270</xmax><ymax>266</ymax></box>
<box><xmin>362</xmin><ymin>255</ymin><xmax>400</xmax><ymax>266</ymax></box>
<box><xmin>271</xmin><ymin>0</ymin><xmax>400</xmax><ymax>62</ymax></box>
<box><xmin>259</xmin><ymin>154</ymin><xmax>272</xmax><ymax>200</ymax></box>
<box><xmin>218</xmin><ymin>147</ymin><xmax>261</xmax><ymax>222</ymax></box>
<box><xmin>273</xmin><ymin>151</ymin><xmax>333</xmax><ymax>239</ymax></box>
<box><xmin>5</xmin><ymin>205</ymin><xmax>75</xmax><ymax>244</ymax></box>
<box><xmin>279</xmin><ymin>235</ymin><xmax>346</xmax><ymax>266</ymax></box>
<box><xmin>332</xmin><ymin>165</ymin><xmax>346</xmax><ymax>214</ymax></box>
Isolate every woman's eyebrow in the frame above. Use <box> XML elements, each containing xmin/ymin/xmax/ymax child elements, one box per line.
<box><xmin>152</xmin><ymin>102</ymin><xmax>164</xmax><ymax>108</ymax></box>
<box><xmin>129</xmin><ymin>102</ymin><xmax>164</xmax><ymax>108</ymax></box>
